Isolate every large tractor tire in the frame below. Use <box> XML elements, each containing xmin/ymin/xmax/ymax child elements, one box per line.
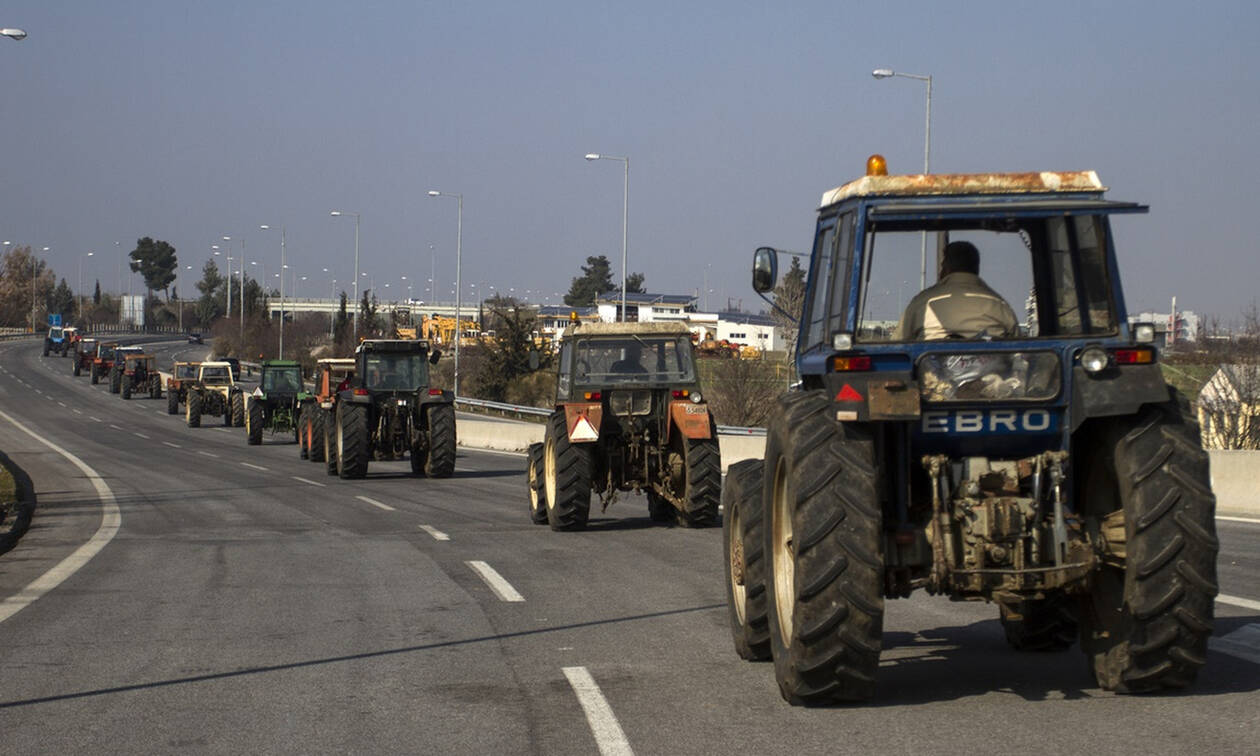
<box><xmin>308</xmin><ymin>408</ymin><xmax>326</xmax><ymax>463</ymax></box>
<box><xmin>246</xmin><ymin>398</ymin><xmax>264</xmax><ymax>445</ymax></box>
<box><xmin>543</xmin><ymin>410</ymin><xmax>592</xmax><ymax>531</ymax></box>
<box><xmin>677</xmin><ymin>436</ymin><xmax>721</xmax><ymax>527</ymax></box>
<box><xmin>298</xmin><ymin>406</ymin><xmax>310</xmax><ymax>458</ymax></box>
<box><xmin>323</xmin><ymin>411</ymin><xmax>338</xmax><ymax>476</ymax></box>
<box><xmin>187</xmin><ymin>391</ymin><xmax>202</xmax><ymax>428</ymax></box>
<box><xmin>73</xmin><ymin>360</ymin><xmax>81</xmax><ymax>377</ymax></box>
<box><xmin>336</xmin><ymin>402</ymin><xmax>370</xmax><ymax>479</ymax></box>
<box><xmin>230</xmin><ymin>391</ymin><xmax>245</xmax><ymax>428</ymax></box>
<box><xmin>1079</xmin><ymin>390</ymin><xmax>1218</xmax><ymax>693</ymax></box>
<box><xmin>121</xmin><ymin>379</ymin><xmax>132</xmax><ymax>400</ymax></box>
<box><xmin>109</xmin><ymin>369</ymin><xmax>121</xmax><ymax>394</ymax></box>
<box><xmin>724</xmin><ymin>459</ymin><xmax>771</xmax><ymax>661</ymax></box>
<box><xmin>167</xmin><ymin>390</ymin><xmax>179</xmax><ymax>415</ymax></box>
<box><xmin>149</xmin><ymin>375</ymin><xmax>161</xmax><ymax>399</ymax></box>
<box><xmin>423</xmin><ymin>403</ymin><xmax>456</xmax><ymax>478</ymax></box>
<box><xmin>527</xmin><ymin>442</ymin><xmax>548</xmax><ymax>525</ymax></box>
<box><xmin>764</xmin><ymin>390</ymin><xmax>882</xmax><ymax>705</ymax></box>
<box><xmin>1000</xmin><ymin>597</ymin><xmax>1078</xmax><ymax>652</ymax></box>
<box><xmin>90</xmin><ymin>365</ymin><xmax>99</xmax><ymax>384</ymax></box>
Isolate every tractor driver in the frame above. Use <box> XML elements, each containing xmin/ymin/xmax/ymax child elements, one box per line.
<box><xmin>610</xmin><ymin>342</ymin><xmax>649</xmax><ymax>376</ymax></box>
<box><xmin>893</xmin><ymin>241</ymin><xmax>1019</xmax><ymax>341</ymax></box>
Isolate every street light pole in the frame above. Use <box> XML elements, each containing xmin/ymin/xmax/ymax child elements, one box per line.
<box><xmin>239</xmin><ymin>238</ymin><xmax>247</xmax><ymax>341</ymax></box>
<box><xmin>261</xmin><ymin>224</ymin><xmax>286</xmax><ymax>358</ymax></box>
<box><xmin>330</xmin><ymin>211</ymin><xmax>361</xmax><ymax>339</ymax></box>
<box><xmin>427</xmin><ymin>191</ymin><xmax>463</xmax><ymax>396</ymax></box>
<box><xmin>78</xmin><ymin>251</ymin><xmax>94</xmax><ymax>322</ymax></box>
<box><xmin>585</xmin><ymin>153</ymin><xmax>630</xmax><ymax>322</ymax></box>
<box><xmin>872</xmin><ymin>68</ymin><xmax>932</xmax><ymax>289</ymax></box>
<box><xmin>221</xmin><ymin>236</ymin><xmax>233</xmax><ymax>322</ymax></box>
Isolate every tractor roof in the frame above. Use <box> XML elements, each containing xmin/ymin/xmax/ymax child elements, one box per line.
<box><xmin>356</xmin><ymin>339</ymin><xmax>431</xmax><ymax>353</ymax></box>
<box><xmin>317</xmin><ymin>358</ymin><xmax>356</xmax><ymax>366</ymax></box>
<box><xmin>562</xmin><ymin>321</ymin><xmax>690</xmax><ymax>340</ymax></box>
<box><xmin>820</xmin><ymin>170</ymin><xmax>1104</xmax><ymax>208</ymax></box>
<box><xmin>263</xmin><ymin>360</ymin><xmax>302</xmax><ymax>368</ymax></box>
<box><xmin>201</xmin><ymin>361</ymin><xmax>232</xmax><ymax>369</ymax></box>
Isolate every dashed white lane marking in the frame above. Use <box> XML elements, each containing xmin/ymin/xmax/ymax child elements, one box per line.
<box><xmin>34</xmin><ymin>389</ymin><xmax>42</xmax><ymax>394</ymax></box>
<box><xmin>1210</xmin><ymin>623</ymin><xmax>1260</xmax><ymax>665</ymax></box>
<box><xmin>356</xmin><ymin>495</ymin><xmax>395</xmax><ymax>512</ymax></box>
<box><xmin>109</xmin><ymin>424</ymin><xmax>124</xmax><ymax>431</ymax></box>
<box><xmin>89</xmin><ymin>416</ymin><xmax>101</xmax><ymax>422</ymax></box>
<box><xmin>57</xmin><ymin>401</ymin><xmax>66</xmax><ymax>407</ymax></box>
<box><xmin>292</xmin><ymin>476</ymin><xmax>325</xmax><ymax>487</ymax></box>
<box><xmin>420</xmin><ymin>525</ymin><xmax>450</xmax><ymax>541</ymax></box>
<box><xmin>1218</xmin><ymin>594</ymin><xmax>1260</xmax><ymax>612</ymax></box>
<box><xmin>0</xmin><ymin>408</ymin><xmax>120</xmax><ymax>624</ymax></box>
<box><xmin>241</xmin><ymin>462</ymin><xmax>269</xmax><ymax>471</ymax></box>
<box><xmin>163</xmin><ymin>441</ymin><xmax>181</xmax><ymax>449</ymax></box>
<box><xmin>72</xmin><ymin>409</ymin><xmax>83</xmax><ymax>415</ymax></box>
<box><xmin>212</xmin><ymin>427</ymin><xmax>231</xmax><ymax>433</ymax></box>
<box><xmin>155</xmin><ymin>410</ymin><xmax>166</xmax><ymax>416</ymax></box>
<box><xmin>197</xmin><ymin>451</ymin><xmax>219</xmax><ymax>458</ymax></box>
<box><xmin>562</xmin><ymin>666</ymin><xmax>633</xmax><ymax>756</ymax></box>
<box><xmin>466</xmin><ymin>561</ymin><xmax>525</xmax><ymax>602</ymax></box>
<box><xmin>132</xmin><ymin>432</ymin><xmax>150</xmax><ymax>439</ymax></box>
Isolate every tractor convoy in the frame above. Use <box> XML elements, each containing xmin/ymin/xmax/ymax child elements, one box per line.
<box><xmin>34</xmin><ymin>152</ymin><xmax>1220</xmax><ymax>709</ymax></box>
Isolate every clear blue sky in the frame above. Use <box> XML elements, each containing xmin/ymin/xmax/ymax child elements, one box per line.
<box><xmin>1</xmin><ymin>1</ymin><xmax>1255</xmax><ymax>322</ymax></box>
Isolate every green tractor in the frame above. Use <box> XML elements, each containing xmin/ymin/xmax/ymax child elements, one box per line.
<box><xmin>244</xmin><ymin>360</ymin><xmax>309</xmax><ymax>446</ymax></box>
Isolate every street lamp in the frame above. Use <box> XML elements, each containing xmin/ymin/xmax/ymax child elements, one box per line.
<box><xmin>260</xmin><ymin>224</ymin><xmax>286</xmax><ymax>358</ymax></box>
<box><xmin>428</xmin><ymin>190</ymin><xmax>463</xmax><ymax>396</ymax></box>
<box><xmin>330</xmin><ymin>210</ymin><xmax>361</xmax><ymax>338</ymax></box>
<box><xmin>221</xmin><ymin>236</ymin><xmax>234</xmax><ymax>322</ymax></box>
<box><xmin>1</xmin><ymin>28</ymin><xmax>27</xmax><ymax>41</ymax></box>
<box><xmin>78</xmin><ymin>251</ymin><xmax>94</xmax><ymax>321</ymax></box>
<box><xmin>585</xmin><ymin>152</ymin><xmax>630</xmax><ymax>322</ymax></box>
<box><xmin>872</xmin><ymin>67</ymin><xmax>932</xmax><ymax>289</ymax></box>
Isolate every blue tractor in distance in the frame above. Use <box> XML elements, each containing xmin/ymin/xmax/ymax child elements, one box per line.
<box><xmin>722</xmin><ymin>155</ymin><xmax>1218</xmax><ymax>704</ymax></box>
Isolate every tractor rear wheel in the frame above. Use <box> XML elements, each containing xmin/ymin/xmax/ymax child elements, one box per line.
<box><xmin>1079</xmin><ymin>389</ymin><xmax>1218</xmax><ymax>693</ymax></box>
<box><xmin>90</xmin><ymin>365</ymin><xmax>99</xmax><ymax>384</ymax></box>
<box><xmin>149</xmin><ymin>375</ymin><xmax>161</xmax><ymax>399</ymax></box>
<box><xmin>1000</xmin><ymin>597</ymin><xmax>1078</xmax><ymax>652</ymax></box>
<box><xmin>764</xmin><ymin>390</ymin><xmax>882</xmax><ymax>704</ymax></box>
<box><xmin>167</xmin><ymin>390</ymin><xmax>178</xmax><ymax>415</ymax></box>
<box><xmin>323</xmin><ymin>411</ymin><xmax>338</xmax><ymax>476</ymax></box>
<box><xmin>424</xmin><ymin>403</ymin><xmax>456</xmax><ymax>478</ymax></box>
<box><xmin>308</xmin><ymin>408</ymin><xmax>326</xmax><ymax>463</ymax></box>
<box><xmin>187</xmin><ymin>391</ymin><xmax>202</xmax><ymax>428</ymax></box>
<box><xmin>677</xmin><ymin>436</ymin><xmax>721</xmax><ymax>528</ymax></box>
<box><xmin>121</xmin><ymin>379</ymin><xmax>132</xmax><ymax>400</ymax></box>
<box><xmin>543</xmin><ymin>410</ymin><xmax>591</xmax><ymax>531</ymax></box>
<box><xmin>336</xmin><ymin>402</ymin><xmax>370</xmax><ymax>479</ymax></box>
<box><xmin>298</xmin><ymin>406</ymin><xmax>310</xmax><ymax>458</ymax></box>
<box><xmin>247</xmin><ymin>399</ymin><xmax>263</xmax><ymax>445</ymax></box>
<box><xmin>110</xmin><ymin>369</ymin><xmax>121</xmax><ymax>394</ymax></box>
<box><xmin>73</xmin><ymin>361</ymin><xmax>81</xmax><ymax>377</ymax></box>
<box><xmin>724</xmin><ymin>459</ymin><xmax>771</xmax><ymax>661</ymax></box>
<box><xmin>527</xmin><ymin>442</ymin><xmax>548</xmax><ymax>524</ymax></box>
<box><xmin>230</xmin><ymin>391</ymin><xmax>245</xmax><ymax>428</ymax></box>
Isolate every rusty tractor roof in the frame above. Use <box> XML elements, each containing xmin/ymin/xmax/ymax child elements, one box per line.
<box><xmin>561</xmin><ymin>321</ymin><xmax>691</xmax><ymax>340</ymax></box>
<box><xmin>820</xmin><ymin>170</ymin><xmax>1105</xmax><ymax>208</ymax></box>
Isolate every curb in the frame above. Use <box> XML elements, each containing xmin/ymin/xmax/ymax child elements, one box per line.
<box><xmin>0</xmin><ymin>449</ymin><xmax>36</xmax><ymax>556</ymax></box>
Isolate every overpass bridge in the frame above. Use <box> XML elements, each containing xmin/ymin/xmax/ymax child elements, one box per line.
<box><xmin>266</xmin><ymin>298</ymin><xmax>489</xmax><ymax>320</ymax></box>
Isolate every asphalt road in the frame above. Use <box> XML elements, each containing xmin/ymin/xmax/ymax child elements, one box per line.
<box><xmin>0</xmin><ymin>337</ymin><xmax>1257</xmax><ymax>754</ymax></box>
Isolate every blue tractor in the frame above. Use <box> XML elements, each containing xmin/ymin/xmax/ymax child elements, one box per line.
<box><xmin>723</xmin><ymin>155</ymin><xmax>1218</xmax><ymax>704</ymax></box>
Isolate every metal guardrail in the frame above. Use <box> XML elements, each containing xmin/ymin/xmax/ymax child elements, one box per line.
<box><xmin>453</xmin><ymin>395</ymin><xmax>767</xmax><ymax>436</ymax></box>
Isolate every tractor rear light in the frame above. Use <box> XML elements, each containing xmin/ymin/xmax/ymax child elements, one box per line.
<box><xmin>831</xmin><ymin>356</ymin><xmax>872</xmax><ymax>372</ymax></box>
<box><xmin>1113</xmin><ymin>348</ymin><xmax>1153</xmax><ymax>365</ymax></box>
<box><xmin>584</xmin><ymin>391</ymin><xmax>601</xmax><ymax>401</ymax></box>
<box><xmin>354</xmin><ymin>388</ymin><xmax>369</xmax><ymax>396</ymax></box>
<box><xmin>428</xmin><ymin>388</ymin><xmax>443</xmax><ymax>395</ymax></box>
<box><xmin>671</xmin><ymin>389</ymin><xmax>690</xmax><ymax>399</ymax></box>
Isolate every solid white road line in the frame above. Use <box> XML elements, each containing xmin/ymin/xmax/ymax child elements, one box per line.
<box><xmin>1217</xmin><ymin>594</ymin><xmax>1260</xmax><ymax>612</ymax></box>
<box><xmin>466</xmin><ymin>561</ymin><xmax>525</xmax><ymax>602</ymax></box>
<box><xmin>1217</xmin><ymin>515</ymin><xmax>1260</xmax><ymax>524</ymax></box>
<box><xmin>356</xmin><ymin>495</ymin><xmax>395</xmax><ymax>512</ymax></box>
<box><xmin>0</xmin><ymin>408</ymin><xmax>120</xmax><ymax>624</ymax></box>
<box><xmin>197</xmin><ymin>451</ymin><xmax>219</xmax><ymax>458</ymax></box>
<box><xmin>562</xmin><ymin>667</ymin><xmax>633</xmax><ymax>756</ymax></box>
<box><xmin>241</xmin><ymin>462</ymin><xmax>269</xmax><ymax>471</ymax></box>
<box><xmin>1209</xmin><ymin>623</ymin><xmax>1260</xmax><ymax>665</ymax></box>
<box><xmin>292</xmin><ymin>476</ymin><xmax>325</xmax><ymax>487</ymax></box>
<box><xmin>419</xmin><ymin>524</ymin><xmax>450</xmax><ymax>541</ymax></box>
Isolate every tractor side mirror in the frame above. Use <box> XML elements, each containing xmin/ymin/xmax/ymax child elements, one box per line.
<box><xmin>752</xmin><ymin>247</ymin><xmax>779</xmax><ymax>293</ymax></box>
<box><xmin>528</xmin><ymin>349</ymin><xmax>540</xmax><ymax>371</ymax></box>
<box><xmin>429</xmin><ymin>349</ymin><xmax>442</xmax><ymax>365</ymax></box>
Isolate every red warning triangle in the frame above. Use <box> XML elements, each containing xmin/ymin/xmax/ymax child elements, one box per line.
<box><xmin>836</xmin><ymin>384</ymin><xmax>863</xmax><ymax>402</ymax></box>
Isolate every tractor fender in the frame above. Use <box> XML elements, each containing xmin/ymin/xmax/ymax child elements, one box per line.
<box><xmin>668</xmin><ymin>400</ymin><xmax>713</xmax><ymax>442</ymax></box>
<box><xmin>562</xmin><ymin>402</ymin><xmax>602</xmax><ymax>443</ymax></box>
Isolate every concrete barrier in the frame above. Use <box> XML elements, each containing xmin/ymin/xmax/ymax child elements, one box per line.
<box><xmin>456</xmin><ymin>416</ymin><xmax>1258</xmax><ymax>518</ymax></box>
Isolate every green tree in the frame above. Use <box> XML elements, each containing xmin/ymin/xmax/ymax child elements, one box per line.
<box><xmin>772</xmin><ymin>256</ymin><xmax>806</xmax><ymax>357</ymax></box>
<box><xmin>0</xmin><ymin>245</ymin><xmax>56</xmax><ymax>328</ymax></box>
<box><xmin>473</xmin><ymin>303</ymin><xmax>547</xmax><ymax>401</ymax></box>
<box><xmin>50</xmin><ymin>278</ymin><xmax>75</xmax><ymax>319</ymax></box>
<box><xmin>625</xmin><ymin>272</ymin><xmax>646</xmax><ymax>294</ymax></box>
<box><xmin>93</xmin><ymin>279</ymin><xmax>101</xmax><ymax>305</ymax></box>
<box><xmin>564</xmin><ymin>255</ymin><xmax>615</xmax><ymax>307</ymax></box>
<box><xmin>195</xmin><ymin>260</ymin><xmax>225</xmax><ymax>325</ymax></box>
<box><xmin>130</xmin><ymin>237</ymin><xmax>179</xmax><ymax>300</ymax></box>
